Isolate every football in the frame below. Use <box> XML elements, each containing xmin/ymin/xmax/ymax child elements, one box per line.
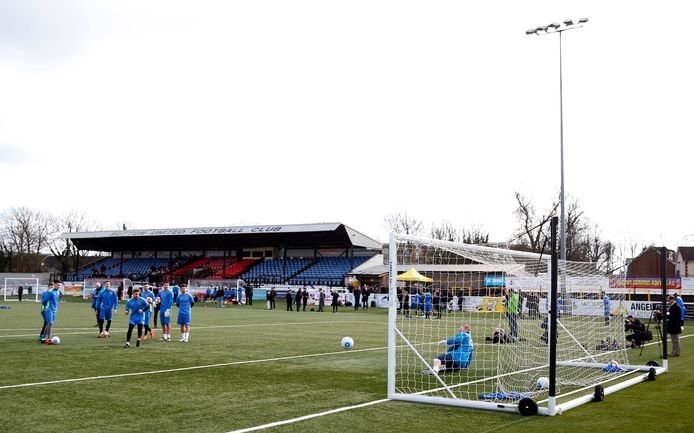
<box><xmin>536</xmin><ymin>376</ymin><xmax>549</xmax><ymax>390</ymax></box>
<box><xmin>51</xmin><ymin>336</ymin><xmax>61</xmax><ymax>345</ymax></box>
<box><xmin>341</xmin><ymin>336</ymin><xmax>354</xmax><ymax>350</ymax></box>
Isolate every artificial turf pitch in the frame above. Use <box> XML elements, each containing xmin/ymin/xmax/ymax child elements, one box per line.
<box><xmin>0</xmin><ymin>299</ymin><xmax>691</xmax><ymax>433</ymax></box>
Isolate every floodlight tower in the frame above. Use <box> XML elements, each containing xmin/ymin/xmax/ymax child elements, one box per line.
<box><xmin>526</xmin><ymin>18</ymin><xmax>588</xmax><ymax>261</ymax></box>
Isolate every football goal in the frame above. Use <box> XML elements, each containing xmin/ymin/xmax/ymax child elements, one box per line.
<box><xmin>83</xmin><ymin>278</ymin><xmax>133</xmax><ymax>300</ymax></box>
<box><xmin>3</xmin><ymin>278</ymin><xmax>40</xmax><ymax>302</ymax></box>
<box><xmin>387</xmin><ymin>218</ymin><xmax>667</xmax><ymax>416</ymax></box>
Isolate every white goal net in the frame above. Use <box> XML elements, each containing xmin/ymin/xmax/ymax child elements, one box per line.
<box><xmin>188</xmin><ymin>279</ymin><xmax>244</xmax><ymax>302</ymax></box>
<box><xmin>387</xmin><ymin>233</ymin><xmax>664</xmax><ymax>416</ymax></box>
<box><xmin>83</xmin><ymin>278</ymin><xmax>133</xmax><ymax>300</ymax></box>
<box><xmin>3</xmin><ymin>278</ymin><xmax>40</xmax><ymax>302</ymax></box>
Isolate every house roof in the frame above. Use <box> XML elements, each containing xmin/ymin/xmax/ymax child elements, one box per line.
<box><xmin>677</xmin><ymin>247</ymin><xmax>694</xmax><ymax>262</ymax></box>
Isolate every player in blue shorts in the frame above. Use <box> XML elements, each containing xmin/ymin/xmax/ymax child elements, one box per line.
<box><xmin>424</xmin><ymin>291</ymin><xmax>433</xmax><ymax>319</ymax></box>
<box><xmin>90</xmin><ymin>281</ymin><xmax>103</xmax><ymax>327</ymax></box>
<box><xmin>124</xmin><ymin>288</ymin><xmax>149</xmax><ymax>348</ymax></box>
<box><xmin>175</xmin><ymin>283</ymin><xmax>195</xmax><ymax>342</ymax></box>
<box><xmin>141</xmin><ymin>283</ymin><xmax>156</xmax><ymax>340</ymax></box>
<box><xmin>157</xmin><ymin>282</ymin><xmax>174</xmax><ymax>341</ymax></box>
<box><xmin>39</xmin><ymin>281</ymin><xmax>60</xmax><ymax>343</ymax></box>
<box><xmin>96</xmin><ymin>281</ymin><xmax>119</xmax><ymax>337</ymax></box>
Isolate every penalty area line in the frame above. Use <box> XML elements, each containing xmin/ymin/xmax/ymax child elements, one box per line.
<box><xmin>228</xmin><ymin>398</ymin><xmax>390</xmax><ymax>433</ymax></box>
<box><xmin>0</xmin><ymin>320</ymin><xmax>384</xmax><ymax>339</ymax></box>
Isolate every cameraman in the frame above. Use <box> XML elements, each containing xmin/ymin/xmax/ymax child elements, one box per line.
<box><xmin>625</xmin><ymin>315</ymin><xmax>646</xmax><ymax>348</ymax></box>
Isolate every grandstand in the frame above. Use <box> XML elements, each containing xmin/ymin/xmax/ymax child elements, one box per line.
<box><xmin>62</xmin><ymin>223</ymin><xmax>381</xmax><ymax>288</ymax></box>
<box><xmin>290</xmin><ymin>256</ymin><xmax>370</xmax><ymax>286</ymax></box>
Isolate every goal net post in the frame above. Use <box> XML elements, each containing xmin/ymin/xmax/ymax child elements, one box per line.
<box><xmin>387</xmin><ymin>227</ymin><xmax>665</xmax><ymax>416</ymax></box>
<box><xmin>3</xmin><ymin>278</ymin><xmax>40</xmax><ymax>302</ymax></box>
<box><xmin>83</xmin><ymin>278</ymin><xmax>133</xmax><ymax>300</ymax></box>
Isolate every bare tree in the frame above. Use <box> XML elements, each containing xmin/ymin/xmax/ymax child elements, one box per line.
<box><xmin>565</xmin><ymin>198</ymin><xmax>586</xmax><ymax>261</ymax></box>
<box><xmin>461</xmin><ymin>227</ymin><xmax>490</xmax><ymax>244</ymax></box>
<box><xmin>0</xmin><ymin>207</ymin><xmax>55</xmax><ymax>272</ymax></box>
<box><xmin>430</xmin><ymin>221</ymin><xmax>460</xmax><ymax>242</ymax></box>
<box><xmin>583</xmin><ymin>224</ymin><xmax>616</xmax><ymax>272</ymax></box>
<box><xmin>512</xmin><ymin>192</ymin><xmax>558</xmax><ymax>252</ymax></box>
<box><xmin>48</xmin><ymin>210</ymin><xmax>97</xmax><ymax>275</ymax></box>
<box><xmin>384</xmin><ymin>212</ymin><xmax>424</xmax><ymax>236</ymax></box>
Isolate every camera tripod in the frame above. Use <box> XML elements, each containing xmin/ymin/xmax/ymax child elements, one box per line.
<box><xmin>639</xmin><ymin>309</ymin><xmax>663</xmax><ymax>357</ymax></box>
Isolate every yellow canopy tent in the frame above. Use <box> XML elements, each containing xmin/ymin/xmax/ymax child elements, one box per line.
<box><xmin>396</xmin><ymin>268</ymin><xmax>433</xmax><ymax>283</ymax></box>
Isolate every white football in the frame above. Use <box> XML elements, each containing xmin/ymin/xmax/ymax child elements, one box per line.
<box><xmin>536</xmin><ymin>376</ymin><xmax>549</xmax><ymax>390</ymax></box>
<box><xmin>51</xmin><ymin>336</ymin><xmax>61</xmax><ymax>345</ymax></box>
<box><xmin>341</xmin><ymin>336</ymin><xmax>354</xmax><ymax>350</ymax></box>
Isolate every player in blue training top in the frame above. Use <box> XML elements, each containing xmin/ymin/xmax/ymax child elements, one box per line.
<box><xmin>123</xmin><ymin>288</ymin><xmax>149</xmax><ymax>348</ymax></box>
<box><xmin>675</xmin><ymin>293</ymin><xmax>686</xmax><ymax>328</ymax></box>
<box><xmin>423</xmin><ymin>325</ymin><xmax>474</xmax><ymax>375</ymax></box>
<box><xmin>141</xmin><ymin>283</ymin><xmax>156</xmax><ymax>340</ymax></box>
<box><xmin>175</xmin><ymin>283</ymin><xmax>195</xmax><ymax>342</ymax></box>
<box><xmin>156</xmin><ymin>282</ymin><xmax>174</xmax><ymax>341</ymax></box>
<box><xmin>424</xmin><ymin>291</ymin><xmax>433</xmax><ymax>319</ymax></box>
<box><xmin>90</xmin><ymin>281</ymin><xmax>103</xmax><ymax>327</ymax></box>
<box><xmin>96</xmin><ymin>281</ymin><xmax>119</xmax><ymax>337</ymax></box>
<box><xmin>603</xmin><ymin>291</ymin><xmax>611</xmax><ymax>326</ymax></box>
<box><xmin>38</xmin><ymin>281</ymin><xmax>61</xmax><ymax>343</ymax></box>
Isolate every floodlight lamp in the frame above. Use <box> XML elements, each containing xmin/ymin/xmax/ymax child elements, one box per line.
<box><xmin>526</xmin><ymin>29</ymin><xmax>536</xmax><ymax>35</ymax></box>
<box><xmin>578</xmin><ymin>18</ymin><xmax>589</xmax><ymax>24</ymax></box>
<box><xmin>563</xmin><ymin>19</ymin><xmax>573</xmax><ymax>26</ymax></box>
<box><xmin>538</xmin><ymin>26</ymin><xmax>548</xmax><ymax>32</ymax></box>
<box><xmin>549</xmin><ymin>23</ymin><xmax>561</xmax><ymax>29</ymax></box>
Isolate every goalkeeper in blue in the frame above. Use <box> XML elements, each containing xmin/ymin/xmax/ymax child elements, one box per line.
<box><xmin>141</xmin><ymin>283</ymin><xmax>156</xmax><ymax>340</ymax></box>
<box><xmin>38</xmin><ymin>281</ymin><xmax>61</xmax><ymax>343</ymax></box>
<box><xmin>423</xmin><ymin>325</ymin><xmax>474</xmax><ymax>375</ymax></box>
<box><xmin>124</xmin><ymin>288</ymin><xmax>149</xmax><ymax>348</ymax></box>
<box><xmin>175</xmin><ymin>283</ymin><xmax>195</xmax><ymax>342</ymax></box>
<box><xmin>96</xmin><ymin>281</ymin><xmax>118</xmax><ymax>337</ymax></box>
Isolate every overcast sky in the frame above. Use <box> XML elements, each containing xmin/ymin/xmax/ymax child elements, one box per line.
<box><xmin>1</xmin><ymin>1</ymin><xmax>692</xmax><ymax>251</ymax></box>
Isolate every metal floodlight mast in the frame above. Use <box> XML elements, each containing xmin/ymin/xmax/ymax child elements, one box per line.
<box><xmin>526</xmin><ymin>18</ymin><xmax>588</xmax><ymax>261</ymax></box>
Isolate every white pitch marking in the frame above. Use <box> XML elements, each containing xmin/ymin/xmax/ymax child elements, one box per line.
<box><xmin>0</xmin><ymin>320</ymin><xmax>384</xmax><ymax>338</ymax></box>
<box><xmin>0</xmin><ymin>346</ymin><xmax>387</xmax><ymax>390</ymax></box>
<box><xmin>228</xmin><ymin>399</ymin><xmax>391</xmax><ymax>433</ymax></box>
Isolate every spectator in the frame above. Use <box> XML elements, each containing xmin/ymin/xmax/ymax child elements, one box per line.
<box><xmin>245</xmin><ymin>284</ymin><xmax>254</xmax><ymax>306</ymax></box>
<box><xmin>286</xmin><ymin>289</ymin><xmax>294</xmax><ymax>311</ymax></box>
<box><xmin>625</xmin><ymin>315</ymin><xmax>646</xmax><ymax>348</ymax></box>
<box><xmin>433</xmin><ymin>290</ymin><xmax>442</xmax><ymax>319</ymax></box>
<box><xmin>301</xmin><ymin>287</ymin><xmax>308</xmax><ymax>312</ymax></box>
<box><xmin>294</xmin><ymin>289</ymin><xmax>302</xmax><ymax>312</ymax></box>
<box><xmin>667</xmin><ymin>295</ymin><xmax>682</xmax><ymax>357</ymax></box>
<box><xmin>269</xmin><ymin>287</ymin><xmax>277</xmax><ymax>310</ymax></box>
<box><xmin>318</xmin><ymin>289</ymin><xmax>325</xmax><ymax>312</ymax></box>
<box><xmin>485</xmin><ymin>327</ymin><xmax>512</xmax><ymax>344</ymax></box>
<box><xmin>353</xmin><ymin>286</ymin><xmax>361</xmax><ymax>310</ymax></box>
<box><xmin>216</xmin><ymin>286</ymin><xmax>225</xmax><ymax>308</ymax></box>
<box><xmin>331</xmin><ymin>289</ymin><xmax>339</xmax><ymax>313</ymax></box>
<box><xmin>362</xmin><ymin>287</ymin><xmax>370</xmax><ymax>310</ymax></box>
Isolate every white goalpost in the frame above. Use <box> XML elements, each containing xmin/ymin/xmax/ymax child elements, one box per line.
<box><xmin>188</xmin><ymin>279</ymin><xmax>244</xmax><ymax>302</ymax></box>
<box><xmin>387</xmin><ymin>224</ymin><xmax>666</xmax><ymax>416</ymax></box>
<box><xmin>83</xmin><ymin>278</ymin><xmax>133</xmax><ymax>300</ymax></box>
<box><xmin>3</xmin><ymin>278</ymin><xmax>40</xmax><ymax>302</ymax></box>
